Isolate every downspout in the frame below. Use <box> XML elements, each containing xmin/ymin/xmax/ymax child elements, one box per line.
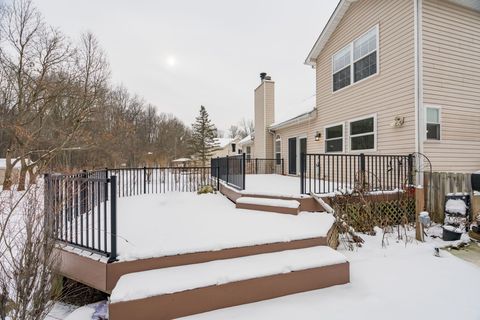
<box><xmin>414</xmin><ymin>0</ymin><xmax>423</xmax><ymax>155</ymax></box>
<box><xmin>414</xmin><ymin>0</ymin><xmax>424</xmax><ymax>185</ymax></box>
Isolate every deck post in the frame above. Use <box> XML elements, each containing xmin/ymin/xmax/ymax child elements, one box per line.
<box><xmin>105</xmin><ymin>168</ymin><xmax>109</xmax><ymax>201</ymax></box>
<box><xmin>255</xmin><ymin>158</ymin><xmax>258</xmax><ymax>174</ymax></box>
<box><xmin>109</xmin><ymin>175</ymin><xmax>118</xmax><ymax>262</ymax></box>
<box><xmin>282</xmin><ymin>159</ymin><xmax>285</xmax><ymax>175</ymax></box>
<box><xmin>226</xmin><ymin>155</ymin><xmax>229</xmax><ymax>185</ymax></box>
<box><xmin>216</xmin><ymin>166</ymin><xmax>220</xmax><ymax>191</ymax></box>
<box><xmin>359</xmin><ymin>153</ymin><xmax>366</xmax><ymax>191</ymax></box>
<box><xmin>242</xmin><ymin>153</ymin><xmax>246</xmax><ymax>190</ymax></box>
<box><xmin>300</xmin><ymin>153</ymin><xmax>305</xmax><ymax>194</ymax></box>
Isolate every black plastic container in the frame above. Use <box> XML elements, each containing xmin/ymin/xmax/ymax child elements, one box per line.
<box><xmin>472</xmin><ymin>173</ymin><xmax>480</xmax><ymax>192</ymax></box>
<box><xmin>442</xmin><ymin>227</ymin><xmax>462</xmax><ymax>241</ymax></box>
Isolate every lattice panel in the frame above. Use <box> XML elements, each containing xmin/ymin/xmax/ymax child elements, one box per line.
<box><xmin>340</xmin><ymin>198</ymin><xmax>415</xmax><ymax>232</ymax></box>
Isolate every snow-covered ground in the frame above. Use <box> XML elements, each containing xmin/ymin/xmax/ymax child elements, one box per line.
<box><xmin>115</xmin><ymin>192</ymin><xmax>334</xmax><ymax>261</ymax></box>
<box><xmin>178</xmin><ymin>228</ymin><xmax>480</xmax><ymax>320</ymax></box>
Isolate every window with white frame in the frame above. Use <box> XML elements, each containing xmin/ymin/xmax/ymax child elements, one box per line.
<box><xmin>275</xmin><ymin>136</ymin><xmax>281</xmax><ymax>165</ymax></box>
<box><xmin>333</xmin><ymin>46</ymin><xmax>351</xmax><ymax>91</ymax></box>
<box><xmin>332</xmin><ymin>26</ymin><xmax>378</xmax><ymax>92</ymax></box>
<box><xmin>349</xmin><ymin>116</ymin><xmax>375</xmax><ymax>151</ymax></box>
<box><xmin>325</xmin><ymin>124</ymin><xmax>343</xmax><ymax>152</ymax></box>
<box><xmin>246</xmin><ymin>146</ymin><xmax>251</xmax><ymax>159</ymax></box>
<box><xmin>426</xmin><ymin>107</ymin><xmax>440</xmax><ymax>140</ymax></box>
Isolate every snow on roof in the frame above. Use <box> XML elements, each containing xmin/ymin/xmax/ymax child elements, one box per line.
<box><xmin>215</xmin><ymin>138</ymin><xmax>234</xmax><ymax>148</ymax></box>
<box><xmin>269</xmin><ymin>108</ymin><xmax>316</xmax><ymax>131</ymax></box>
<box><xmin>238</xmin><ymin>134</ymin><xmax>253</xmax><ymax>146</ymax></box>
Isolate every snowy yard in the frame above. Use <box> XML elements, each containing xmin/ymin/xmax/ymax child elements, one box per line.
<box><xmin>115</xmin><ymin>192</ymin><xmax>334</xmax><ymax>261</ymax></box>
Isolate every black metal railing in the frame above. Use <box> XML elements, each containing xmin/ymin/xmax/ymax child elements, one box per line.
<box><xmin>44</xmin><ymin>173</ymin><xmax>117</xmax><ymax>261</ymax></box>
<box><xmin>107</xmin><ymin>167</ymin><xmax>214</xmax><ymax>198</ymax></box>
<box><xmin>45</xmin><ymin>166</ymin><xmax>218</xmax><ymax>261</ymax></box>
<box><xmin>211</xmin><ymin>154</ymin><xmax>245</xmax><ymax>190</ymax></box>
<box><xmin>300</xmin><ymin>153</ymin><xmax>414</xmax><ymax>195</ymax></box>
<box><xmin>245</xmin><ymin>158</ymin><xmax>284</xmax><ymax>175</ymax></box>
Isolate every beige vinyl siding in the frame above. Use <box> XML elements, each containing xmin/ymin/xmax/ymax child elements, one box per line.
<box><xmin>422</xmin><ymin>0</ymin><xmax>480</xmax><ymax>173</ymax></box>
<box><xmin>264</xmin><ymin>81</ymin><xmax>275</xmax><ymax>159</ymax></box>
<box><xmin>312</xmin><ymin>0</ymin><xmax>415</xmax><ymax>156</ymax></box>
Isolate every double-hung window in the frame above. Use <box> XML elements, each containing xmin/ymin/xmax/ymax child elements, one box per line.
<box><xmin>333</xmin><ymin>46</ymin><xmax>351</xmax><ymax>91</ymax></box>
<box><xmin>325</xmin><ymin>124</ymin><xmax>343</xmax><ymax>152</ymax></box>
<box><xmin>349</xmin><ymin>116</ymin><xmax>375</xmax><ymax>151</ymax></box>
<box><xmin>426</xmin><ymin>107</ymin><xmax>441</xmax><ymax>140</ymax></box>
<box><xmin>353</xmin><ymin>27</ymin><xmax>377</xmax><ymax>82</ymax></box>
<box><xmin>246</xmin><ymin>146</ymin><xmax>251</xmax><ymax>159</ymax></box>
<box><xmin>332</xmin><ymin>25</ymin><xmax>378</xmax><ymax>92</ymax></box>
<box><xmin>275</xmin><ymin>136</ymin><xmax>281</xmax><ymax>165</ymax></box>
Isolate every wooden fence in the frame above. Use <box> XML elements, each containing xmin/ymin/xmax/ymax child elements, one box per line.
<box><xmin>424</xmin><ymin>172</ymin><xmax>473</xmax><ymax>222</ymax></box>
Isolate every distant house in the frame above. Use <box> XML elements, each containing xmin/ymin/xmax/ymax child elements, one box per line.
<box><xmin>211</xmin><ymin>136</ymin><xmax>242</xmax><ymax>158</ymax></box>
<box><xmin>250</xmin><ymin>0</ymin><xmax>479</xmax><ymax>175</ymax></box>
<box><xmin>238</xmin><ymin>134</ymin><xmax>254</xmax><ymax>159</ymax></box>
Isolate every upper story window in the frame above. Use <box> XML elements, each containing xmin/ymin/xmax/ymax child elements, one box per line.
<box><xmin>332</xmin><ymin>25</ymin><xmax>379</xmax><ymax>92</ymax></box>
<box><xmin>325</xmin><ymin>124</ymin><xmax>343</xmax><ymax>153</ymax></box>
<box><xmin>349</xmin><ymin>116</ymin><xmax>376</xmax><ymax>151</ymax></box>
<box><xmin>333</xmin><ymin>46</ymin><xmax>351</xmax><ymax>91</ymax></box>
<box><xmin>231</xmin><ymin>143</ymin><xmax>236</xmax><ymax>152</ymax></box>
<box><xmin>426</xmin><ymin>107</ymin><xmax>440</xmax><ymax>140</ymax></box>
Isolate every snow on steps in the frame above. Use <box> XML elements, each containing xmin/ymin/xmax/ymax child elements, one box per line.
<box><xmin>236</xmin><ymin>196</ymin><xmax>301</xmax><ymax>215</ymax></box>
<box><xmin>109</xmin><ymin>246</ymin><xmax>349</xmax><ymax>320</ymax></box>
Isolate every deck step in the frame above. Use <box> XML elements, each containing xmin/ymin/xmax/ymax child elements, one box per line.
<box><xmin>236</xmin><ymin>196</ymin><xmax>300</xmax><ymax>215</ymax></box>
<box><xmin>109</xmin><ymin>246</ymin><xmax>349</xmax><ymax>320</ymax></box>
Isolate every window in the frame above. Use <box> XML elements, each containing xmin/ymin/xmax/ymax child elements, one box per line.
<box><xmin>246</xmin><ymin>146</ymin><xmax>251</xmax><ymax>159</ymax></box>
<box><xmin>426</xmin><ymin>107</ymin><xmax>440</xmax><ymax>140</ymax></box>
<box><xmin>349</xmin><ymin>116</ymin><xmax>375</xmax><ymax>151</ymax></box>
<box><xmin>353</xmin><ymin>28</ymin><xmax>377</xmax><ymax>82</ymax></box>
<box><xmin>332</xmin><ymin>26</ymin><xmax>378</xmax><ymax>92</ymax></box>
<box><xmin>238</xmin><ymin>149</ymin><xmax>242</xmax><ymax>154</ymax></box>
<box><xmin>325</xmin><ymin>124</ymin><xmax>343</xmax><ymax>152</ymax></box>
<box><xmin>231</xmin><ymin>143</ymin><xmax>236</xmax><ymax>152</ymax></box>
<box><xmin>333</xmin><ymin>46</ymin><xmax>351</xmax><ymax>91</ymax></box>
<box><xmin>275</xmin><ymin>136</ymin><xmax>281</xmax><ymax>165</ymax></box>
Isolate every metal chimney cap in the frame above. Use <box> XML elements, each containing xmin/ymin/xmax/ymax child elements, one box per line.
<box><xmin>260</xmin><ymin>72</ymin><xmax>267</xmax><ymax>80</ymax></box>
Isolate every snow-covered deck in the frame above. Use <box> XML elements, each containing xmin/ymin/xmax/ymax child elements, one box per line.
<box><xmin>115</xmin><ymin>192</ymin><xmax>333</xmax><ymax>262</ymax></box>
<box><xmin>243</xmin><ymin>174</ymin><xmax>304</xmax><ymax>198</ymax></box>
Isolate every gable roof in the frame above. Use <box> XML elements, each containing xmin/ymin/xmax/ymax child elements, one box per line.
<box><xmin>304</xmin><ymin>0</ymin><xmax>480</xmax><ymax>66</ymax></box>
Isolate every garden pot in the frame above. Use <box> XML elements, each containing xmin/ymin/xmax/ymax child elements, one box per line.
<box><xmin>442</xmin><ymin>226</ymin><xmax>462</xmax><ymax>241</ymax></box>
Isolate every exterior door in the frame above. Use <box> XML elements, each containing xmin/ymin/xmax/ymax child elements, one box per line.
<box><xmin>288</xmin><ymin>138</ymin><xmax>297</xmax><ymax>175</ymax></box>
<box><xmin>297</xmin><ymin>137</ymin><xmax>307</xmax><ymax>175</ymax></box>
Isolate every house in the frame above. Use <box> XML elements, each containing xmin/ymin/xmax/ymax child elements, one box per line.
<box><xmin>238</xmin><ymin>134</ymin><xmax>254</xmax><ymax>159</ymax></box>
<box><xmin>250</xmin><ymin>0</ymin><xmax>480</xmax><ymax>175</ymax></box>
<box><xmin>211</xmin><ymin>136</ymin><xmax>242</xmax><ymax>158</ymax></box>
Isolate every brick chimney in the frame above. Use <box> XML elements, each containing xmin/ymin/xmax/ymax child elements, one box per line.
<box><xmin>254</xmin><ymin>73</ymin><xmax>275</xmax><ymax>158</ymax></box>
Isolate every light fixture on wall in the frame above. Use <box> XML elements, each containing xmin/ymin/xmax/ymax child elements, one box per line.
<box><xmin>314</xmin><ymin>131</ymin><xmax>321</xmax><ymax>141</ymax></box>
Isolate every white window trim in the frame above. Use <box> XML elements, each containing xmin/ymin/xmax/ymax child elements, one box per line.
<box><xmin>348</xmin><ymin>114</ymin><xmax>377</xmax><ymax>152</ymax></box>
<box><xmin>324</xmin><ymin>122</ymin><xmax>345</xmax><ymax>153</ymax></box>
<box><xmin>331</xmin><ymin>24</ymin><xmax>380</xmax><ymax>93</ymax></box>
<box><xmin>296</xmin><ymin>135</ymin><xmax>307</xmax><ymax>175</ymax></box>
<box><xmin>425</xmin><ymin>105</ymin><xmax>441</xmax><ymax>141</ymax></box>
<box><xmin>246</xmin><ymin>146</ymin><xmax>252</xmax><ymax>159</ymax></box>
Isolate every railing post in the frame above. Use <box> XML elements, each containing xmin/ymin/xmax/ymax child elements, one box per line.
<box><xmin>255</xmin><ymin>158</ymin><xmax>258</xmax><ymax>174</ymax></box>
<box><xmin>43</xmin><ymin>173</ymin><xmax>51</xmax><ymax>238</ymax></box>
<box><xmin>80</xmin><ymin>169</ymin><xmax>87</xmax><ymax>215</ymax></box>
<box><xmin>216</xmin><ymin>166</ymin><xmax>220</xmax><ymax>191</ymax></box>
<box><xmin>143</xmin><ymin>166</ymin><xmax>147</xmax><ymax>194</ymax></box>
<box><xmin>226</xmin><ymin>155</ymin><xmax>229</xmax><ymax>185</ymax></box>
<box><xmin>407</xmin><ymin>153</ymin><xmax>414</xmax><ymax>186</ymax></box>
<box><xmin>282</xmin><ymin>159</ymin><xmax>285</xmax><ymax>175</ymax></box>
<box><xmin>300</xmin><ymin>153</ymin><xmax>305</xmax><ymax>194</ymax></box>
<box><xmin>242</xmin><ymin>152</ymin><xmax>246</xmax><ymax>190</ymax></box>
<box><xmin>108</xmin><ymin>175</ymin><xmax>117</xmax><ymax>263</ymax></box>
<box><xmin>359</xmin><ymin>153</ymin><xmax>366</xmax><ymax>190</ymax></box>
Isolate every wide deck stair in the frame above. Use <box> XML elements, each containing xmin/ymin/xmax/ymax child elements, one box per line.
<box><xmin>109</xmin><ymin>246</ymin><xmax>349</xmax><ymax>320</ymax></box>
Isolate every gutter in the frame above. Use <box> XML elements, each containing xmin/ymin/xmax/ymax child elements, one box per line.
<box><xmin>414</xmin><ymin>0</ymin><xmax>424</xmax><ymax>156</ymax></box>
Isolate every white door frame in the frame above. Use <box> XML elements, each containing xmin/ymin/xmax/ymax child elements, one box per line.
<box><xmin>296</xmin><ymin>135</ymin><xmax>307</xmax><ymax>175</ymax></box>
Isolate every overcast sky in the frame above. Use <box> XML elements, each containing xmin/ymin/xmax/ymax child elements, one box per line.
<box><xmin>33</xmin><ymin>0</ymin><xmax>338</xmax><ymax>133</ymax></box>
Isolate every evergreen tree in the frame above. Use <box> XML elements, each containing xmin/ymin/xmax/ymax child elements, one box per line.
<box><xmin>190</xmin><ymin>105</ymin><xmax>219</xmax><ymax>166</ymax></box>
